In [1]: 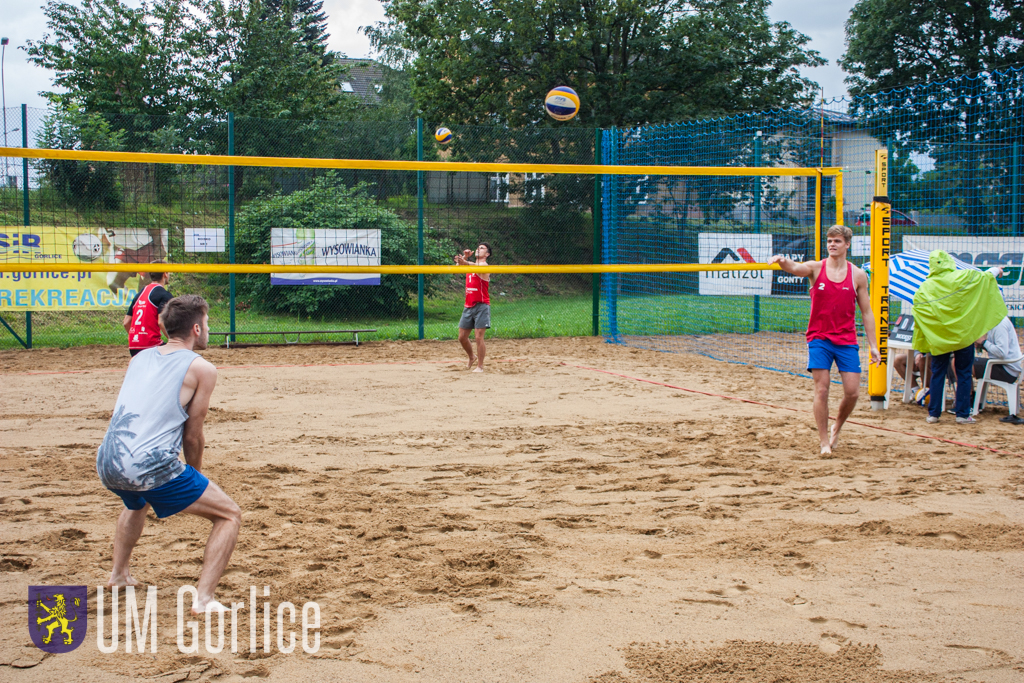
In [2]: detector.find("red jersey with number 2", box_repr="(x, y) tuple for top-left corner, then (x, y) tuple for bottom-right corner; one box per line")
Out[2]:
(465, 273), (490, 307)
(806, 260), (858, 345)
(129, 283), (165, 350)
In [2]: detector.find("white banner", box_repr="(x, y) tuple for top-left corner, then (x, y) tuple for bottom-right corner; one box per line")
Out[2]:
(270, 228), (381, 286)
(698, 233), (772, 296)
(903, 236), (1024, 315)
(184, 228), (225, 253)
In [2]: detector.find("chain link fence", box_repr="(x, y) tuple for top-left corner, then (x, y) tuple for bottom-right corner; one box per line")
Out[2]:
(602, 65), (1024, 379)
(1, 109), (599, 348)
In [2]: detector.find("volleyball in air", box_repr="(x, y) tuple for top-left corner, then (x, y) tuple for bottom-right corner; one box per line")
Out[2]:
(544, 86), (580, 121)
(72, 233), (103, 261)
(435, 127), (453, 144)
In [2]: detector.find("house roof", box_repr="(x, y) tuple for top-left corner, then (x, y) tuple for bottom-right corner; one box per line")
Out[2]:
(337, 58), (384, 105)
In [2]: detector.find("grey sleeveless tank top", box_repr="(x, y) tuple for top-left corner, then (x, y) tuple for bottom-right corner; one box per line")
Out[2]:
(96, 347), (199, 491)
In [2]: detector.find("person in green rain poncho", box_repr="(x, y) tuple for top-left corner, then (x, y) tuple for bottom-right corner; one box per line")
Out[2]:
(912, 251), (1007, 424)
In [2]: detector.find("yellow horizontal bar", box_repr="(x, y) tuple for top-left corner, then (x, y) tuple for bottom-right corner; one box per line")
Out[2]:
(0, 262), (781, 274)
(0, 147), (842, 178)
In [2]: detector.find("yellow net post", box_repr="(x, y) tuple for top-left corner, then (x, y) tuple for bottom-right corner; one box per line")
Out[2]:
(868, 149), (891, 410)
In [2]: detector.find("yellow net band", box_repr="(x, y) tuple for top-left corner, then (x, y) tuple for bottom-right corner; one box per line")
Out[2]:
(0, 263), (782, 275)
(0, 147), (842, 178)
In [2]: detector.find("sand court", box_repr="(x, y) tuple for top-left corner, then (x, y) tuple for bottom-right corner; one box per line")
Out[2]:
(2, 337), (1023, 681)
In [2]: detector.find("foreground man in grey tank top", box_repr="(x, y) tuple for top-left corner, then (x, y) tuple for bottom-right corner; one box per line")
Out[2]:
(97, 294), (241, 614)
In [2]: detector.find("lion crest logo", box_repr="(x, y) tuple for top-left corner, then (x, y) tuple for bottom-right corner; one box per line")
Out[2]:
(28, 586), (88, 653)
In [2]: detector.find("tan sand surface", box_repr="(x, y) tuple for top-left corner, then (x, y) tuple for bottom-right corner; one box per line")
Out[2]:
(1, 337), (1023, 682)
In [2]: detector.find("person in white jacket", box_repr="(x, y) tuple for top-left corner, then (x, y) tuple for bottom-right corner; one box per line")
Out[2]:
(974, 316), (1023, 424)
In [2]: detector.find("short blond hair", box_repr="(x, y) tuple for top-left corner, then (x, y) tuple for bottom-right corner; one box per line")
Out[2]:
(826, 225), (853, 245)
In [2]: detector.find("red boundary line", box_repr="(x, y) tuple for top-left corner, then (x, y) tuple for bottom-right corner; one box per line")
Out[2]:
(562, 362), (1022, 458)
(4, 357), (528, 377)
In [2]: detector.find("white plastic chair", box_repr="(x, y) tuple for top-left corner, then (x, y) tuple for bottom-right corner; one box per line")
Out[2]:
(972, 354), (1024, 417)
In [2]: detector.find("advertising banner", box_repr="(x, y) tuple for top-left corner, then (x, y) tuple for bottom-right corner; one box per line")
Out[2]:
(270, 229), (381, 286)
(698, 233), (772, 296)
(184, 228), (225, 253)
(903, 236), (1024, 315)
(0, 226), (167, 311)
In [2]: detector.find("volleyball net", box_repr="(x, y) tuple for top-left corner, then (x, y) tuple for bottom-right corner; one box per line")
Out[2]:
(0, 115), (839, 372)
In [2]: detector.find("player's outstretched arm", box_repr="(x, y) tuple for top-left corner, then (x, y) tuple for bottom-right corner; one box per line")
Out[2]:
(854, 267), (881, 365)
(768, 254), (815, 278)
(182, 359), (218, 473)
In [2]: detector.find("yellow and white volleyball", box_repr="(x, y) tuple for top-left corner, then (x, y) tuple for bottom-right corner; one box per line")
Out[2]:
(72, 233), (103, 261)
(435, 127), (453, 144)
(544, 86), (580, 121)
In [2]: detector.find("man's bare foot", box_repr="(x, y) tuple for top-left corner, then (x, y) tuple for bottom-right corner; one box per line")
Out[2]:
(472, 366), (484, 373)
(107, 574), (140, 588)
(468, 356), (476, 370)
(192, 599), (230, 616)
(829, 423), (841, 449)
(820, 444), (832, 455)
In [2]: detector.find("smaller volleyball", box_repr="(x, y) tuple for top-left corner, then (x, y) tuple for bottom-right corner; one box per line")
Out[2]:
(544, 86), (580, 121)
(435, 127), (453, 144)
(72, 233), (103, 261)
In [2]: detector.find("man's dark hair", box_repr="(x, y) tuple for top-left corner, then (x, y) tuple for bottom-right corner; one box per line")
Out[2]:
(160, 295), (209, 339)
(479, 242), (492, 259)
(148, 261), (168, 283)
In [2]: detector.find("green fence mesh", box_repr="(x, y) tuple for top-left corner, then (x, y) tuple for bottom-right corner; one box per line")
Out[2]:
(0, 110), (600, 348)
(3, 64), (1023, 374)
(602, 65), (1024, 382)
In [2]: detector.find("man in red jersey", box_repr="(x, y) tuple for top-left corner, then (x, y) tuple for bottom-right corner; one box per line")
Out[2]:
(769, 226), (880, 455)
(454, 243), (492, 372)
(123, 269), (173, 357)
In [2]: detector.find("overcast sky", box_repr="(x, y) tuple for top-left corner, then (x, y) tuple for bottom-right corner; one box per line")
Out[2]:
(1, 0), (858, 117)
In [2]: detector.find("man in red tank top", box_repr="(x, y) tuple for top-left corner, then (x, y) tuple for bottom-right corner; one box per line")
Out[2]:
(455, 243), (492, 372)
(123, 270), (173, 357)
(769, 226), (880, 455)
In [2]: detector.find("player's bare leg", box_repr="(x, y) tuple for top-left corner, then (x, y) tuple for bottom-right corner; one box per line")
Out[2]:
(473, 328), (486, 372)
(180, 481), (242, 615)
(458, 328), (475, 369)
(108, 505), (148, 587)
(829, 371), (860, 450)
(811, 369), (833, 454)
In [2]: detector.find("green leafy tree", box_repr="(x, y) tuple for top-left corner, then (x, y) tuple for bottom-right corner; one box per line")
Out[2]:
(235, 174), (452, 317)
(37, 102), (126, 209)
(372, 0), (823, 128)
(841, 0), (1024, 232)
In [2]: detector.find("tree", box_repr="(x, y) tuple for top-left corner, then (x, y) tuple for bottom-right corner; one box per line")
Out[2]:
(371, 0), (824, 128)
(841, 0), (1024, 232)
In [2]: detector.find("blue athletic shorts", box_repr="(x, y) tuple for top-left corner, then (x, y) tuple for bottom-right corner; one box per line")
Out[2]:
(109, 465), (210, 519)
(807, 338), (861, 374)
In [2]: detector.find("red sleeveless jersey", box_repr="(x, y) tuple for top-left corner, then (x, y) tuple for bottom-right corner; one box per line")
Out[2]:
(806, 260), (858, 345)
(129, 283), (165, 350)
(465, 272), (490, 306)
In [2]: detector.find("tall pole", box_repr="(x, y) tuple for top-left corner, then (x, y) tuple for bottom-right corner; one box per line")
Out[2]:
(228, 113), (235, 344)
(753, 131), (762, 334)
(2, 38), (8, 191)
(592, 128), (601, 337)
(416, 118), (425, 340)
(22, 103), (30, 348)
(1012, 140), (1020, 237)
(868, 149), (890, 410)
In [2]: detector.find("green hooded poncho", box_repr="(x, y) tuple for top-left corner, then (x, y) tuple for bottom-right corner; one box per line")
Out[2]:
(911, 250), (1007, 355)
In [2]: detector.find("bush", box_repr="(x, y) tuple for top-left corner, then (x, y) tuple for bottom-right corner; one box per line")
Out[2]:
(235, 174), (452, 317)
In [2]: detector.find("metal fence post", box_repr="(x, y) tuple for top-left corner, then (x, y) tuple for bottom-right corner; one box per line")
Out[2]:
(1013, 140), (1020, 237)
(417, 118), (425, 340)
(606, 127), (618, 341)
(228, 112), (236, 343)
(22, 104), (30, 348)
(592, 128), (601, 336)
(753, 131), (762, 334)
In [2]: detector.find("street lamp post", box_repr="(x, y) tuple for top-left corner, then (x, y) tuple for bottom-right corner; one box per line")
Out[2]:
(2, 37), (9, 189)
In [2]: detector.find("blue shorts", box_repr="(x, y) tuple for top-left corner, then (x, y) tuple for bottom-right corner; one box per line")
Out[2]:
(807, 338), (861, 374)
(109, 465), (210, 519)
